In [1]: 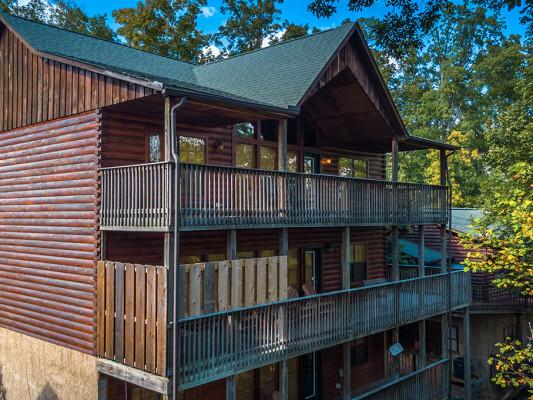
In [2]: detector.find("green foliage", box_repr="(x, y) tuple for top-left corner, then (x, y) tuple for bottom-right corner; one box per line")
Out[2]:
(215, 0), (285, 55)
(113, 0), (209, 62)
(462, 162), (533, 295)
(2, 0), (115, 41)
(279, 23), (309, 42)
(487, 324), (533, 394)
(308, 0), (531, 55)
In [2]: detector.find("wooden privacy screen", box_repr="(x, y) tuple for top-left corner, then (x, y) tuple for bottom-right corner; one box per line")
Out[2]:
(180, 256), (288, 317)
(97, 261), (167, 376)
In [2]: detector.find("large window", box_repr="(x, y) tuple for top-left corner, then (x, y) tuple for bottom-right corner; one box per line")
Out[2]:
(259, 146), (276, 170)
(339, 157), (368, 178)
(350, 243), (367, 286)
(287, 150), (299, 172)
(179, 136), (205, 164)
(236, 143), (256, 168)
(147, 134), (162, 162)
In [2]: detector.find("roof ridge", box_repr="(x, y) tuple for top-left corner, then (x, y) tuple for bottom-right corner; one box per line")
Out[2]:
(0, 10), (196, 67)
(198, 22), (355, 68)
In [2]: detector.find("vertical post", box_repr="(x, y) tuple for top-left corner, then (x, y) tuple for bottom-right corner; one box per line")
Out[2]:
(97, 374), (108, 400)
(391, 137), (400, 378)
(464, 308), (471, 400)
(278, 228), (289, 400)
(278, 119), (288, 171)
(226, 229), (237, 400)
(418, 226), (426, 368)
(342, 227), (351, 399)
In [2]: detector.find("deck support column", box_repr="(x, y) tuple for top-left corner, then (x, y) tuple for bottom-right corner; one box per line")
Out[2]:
(98, 374), (108, 400)
(464, 308), (471, 400)
(391, 136), (400, 378)
(278, 228), (289, 400)
(418, 226), (426, 368)
(342, 226), (351, 399)
(226, 229), (237, 400)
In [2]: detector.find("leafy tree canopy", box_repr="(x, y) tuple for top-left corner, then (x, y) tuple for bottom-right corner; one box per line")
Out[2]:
(1, 0), (116, 41)
(113, 0), (209, 62)
(308, 0), (532, 56)
(215, 0), (286, 55)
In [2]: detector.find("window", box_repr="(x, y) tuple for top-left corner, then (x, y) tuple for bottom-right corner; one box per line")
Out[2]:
(179, 136), (205, 164)
(147, 134), (162, 162)
(288, 248), (300, 290)
(339, 157), (369, 178)
(287, 151), (299, 172)
(236, 143), (256, 168)
(259, 146), (276, 170)
(450, 326), (459, 352)
(234, 122), (255, 138)
(350, 243), (367, 286)
(351, 338), (369, 366)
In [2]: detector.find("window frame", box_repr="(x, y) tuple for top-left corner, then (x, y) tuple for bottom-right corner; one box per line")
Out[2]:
(338, 156), (369, 179)
(350, 242), (368, 287)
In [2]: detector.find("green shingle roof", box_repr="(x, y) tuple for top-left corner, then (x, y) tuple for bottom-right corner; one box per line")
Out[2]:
(0, 11), (355, 111)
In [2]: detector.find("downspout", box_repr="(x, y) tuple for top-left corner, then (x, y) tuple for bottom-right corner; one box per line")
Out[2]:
(445, 149), (456, 397)
(170, 97), (187, 400)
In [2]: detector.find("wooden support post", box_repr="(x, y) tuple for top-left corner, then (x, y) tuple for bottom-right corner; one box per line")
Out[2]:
(98, 374), (108, 400)
(391, 137), (399, 182)
(441, 314), (448, 359)
(418, 226), (426, 368)
(391, 136), (400, 378)
(464, 308), (471, 400)
(278, 119), (288, 171)
(278, 228), (289, 400)
(226, 229), (237, 400)
(341, 227), (351, 399)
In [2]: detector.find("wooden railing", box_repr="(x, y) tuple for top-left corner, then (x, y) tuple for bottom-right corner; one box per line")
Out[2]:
(97, 261), (168, 376)
(352, 359), (449, 400)
(471, 283), (531, 310)
(177, 271), (470, 389)
(180, 163), (447, 229)
(99, 162), (447, 231)
(100, 162), (172, 231)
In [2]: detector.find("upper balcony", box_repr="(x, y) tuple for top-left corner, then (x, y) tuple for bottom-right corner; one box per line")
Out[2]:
(99, 162), (447, 232)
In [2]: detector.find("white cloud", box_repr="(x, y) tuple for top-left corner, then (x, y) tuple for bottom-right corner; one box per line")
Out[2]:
(200, 6), (216, 18)
(202, 44), (221, 58)
(261, 29), (286, 48)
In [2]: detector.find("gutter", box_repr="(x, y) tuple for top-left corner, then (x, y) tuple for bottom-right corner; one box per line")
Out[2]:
(162, 87), (299, 117)
(169, 97), (187, 400)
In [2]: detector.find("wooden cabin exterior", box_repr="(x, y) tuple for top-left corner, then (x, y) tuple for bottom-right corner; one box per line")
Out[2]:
(0, 11), (471, 400)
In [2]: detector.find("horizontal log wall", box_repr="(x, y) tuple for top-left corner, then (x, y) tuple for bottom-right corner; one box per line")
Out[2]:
(0, 112), (100, 354)
(0, 26), (155, 132)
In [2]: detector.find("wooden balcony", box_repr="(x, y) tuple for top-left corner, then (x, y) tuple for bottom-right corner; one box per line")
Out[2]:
(176, 270), (470, 389)
(100, 162), (447, 231)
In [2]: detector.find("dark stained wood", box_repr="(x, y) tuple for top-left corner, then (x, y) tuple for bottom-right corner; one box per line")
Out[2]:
(145, 266), (157, 373)
(124, 263), (136, 366)
(0, 112), (99, 354)
(0, 27), (155, 132)
(135, 265), (146, 369)
(105, 261), (115, 358)
(114, 262), (125, 362)
(97, 260), (106, 356)
(156, 266), (168, 375)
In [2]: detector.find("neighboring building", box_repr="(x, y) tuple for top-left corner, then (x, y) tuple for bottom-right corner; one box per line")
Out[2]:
(0, 12), (470, 400)
(399, 208), (532, 400)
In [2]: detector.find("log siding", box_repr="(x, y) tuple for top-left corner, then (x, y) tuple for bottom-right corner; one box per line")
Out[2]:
(0, 112), (100, 354)
(0, 27), (155, 132)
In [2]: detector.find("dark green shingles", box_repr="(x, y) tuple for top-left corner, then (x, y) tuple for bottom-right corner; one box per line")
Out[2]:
(0, 11), (354, 110)
(194, 23), (354, 109)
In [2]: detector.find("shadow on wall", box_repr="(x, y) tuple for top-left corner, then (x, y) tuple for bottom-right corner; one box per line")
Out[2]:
(0, 366), (6, 400)
(36, 383), (59, 400)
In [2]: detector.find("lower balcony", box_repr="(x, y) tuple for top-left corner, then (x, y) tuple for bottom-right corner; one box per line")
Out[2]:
(353, 358), (449, 400)
(95, 257), (470, 391)
(99, 162), (447, 231)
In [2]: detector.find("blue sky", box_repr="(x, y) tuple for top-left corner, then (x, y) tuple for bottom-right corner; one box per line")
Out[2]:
(75, 0), (526, 37)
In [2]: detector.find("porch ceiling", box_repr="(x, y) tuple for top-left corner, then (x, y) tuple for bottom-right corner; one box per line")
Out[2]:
(302, 67), (398, 153)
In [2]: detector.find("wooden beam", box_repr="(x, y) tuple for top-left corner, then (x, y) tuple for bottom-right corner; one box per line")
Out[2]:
(97, 359), (171, 395)
(342, 226), (351, 398)
(464, 308), (471, 400)
(277, 119), (288, 171)
(278, 228), (289, 400)
(418, 226), (427, 369)
(226, 229), (237, 400)
(98, 374), (108, 400)
(391, 137), (399, 182)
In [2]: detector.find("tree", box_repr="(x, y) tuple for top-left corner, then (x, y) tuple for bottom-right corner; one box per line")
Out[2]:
(215, 0), (285, 55)
(488, 325), (533, 394)
(2, 0), (116, 41)
(113, 0), (209, 62)
(279, 23), (309, 41)
(307, 0), (531, 56)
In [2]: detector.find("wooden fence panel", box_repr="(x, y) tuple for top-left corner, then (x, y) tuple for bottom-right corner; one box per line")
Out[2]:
(180, 256), (288, 317)
(96, 260), (167, 375)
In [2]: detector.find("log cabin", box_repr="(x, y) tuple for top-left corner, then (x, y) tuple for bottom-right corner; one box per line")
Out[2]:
(0, 11), (471, 400)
